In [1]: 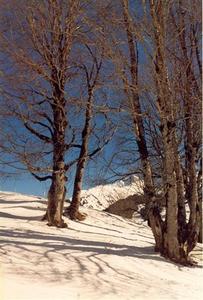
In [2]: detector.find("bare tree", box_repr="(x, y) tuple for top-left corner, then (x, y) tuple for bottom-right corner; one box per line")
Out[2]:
(101, 0), (201, 263)
(144, 0), (201, 263)
(0, 0), (115, 226)
(169, 0), (202, 243)
(0, 0), (92, 227)
(68, 46), (115, 220)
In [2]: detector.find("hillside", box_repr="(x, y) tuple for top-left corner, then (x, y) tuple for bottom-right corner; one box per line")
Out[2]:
(0, 190), (202, 300)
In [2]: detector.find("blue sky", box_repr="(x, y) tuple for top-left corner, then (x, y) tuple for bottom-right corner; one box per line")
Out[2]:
(0, 0), (147, 198)
(0, 174), (50, 197)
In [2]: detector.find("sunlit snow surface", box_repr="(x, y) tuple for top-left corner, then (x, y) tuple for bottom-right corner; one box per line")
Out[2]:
(0, 190), (202, 300)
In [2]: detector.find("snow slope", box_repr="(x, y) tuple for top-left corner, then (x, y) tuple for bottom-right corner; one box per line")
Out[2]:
(0, 191), (202, 300)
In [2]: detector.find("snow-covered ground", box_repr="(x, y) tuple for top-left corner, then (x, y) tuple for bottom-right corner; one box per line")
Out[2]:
(0, 190), (202, 300)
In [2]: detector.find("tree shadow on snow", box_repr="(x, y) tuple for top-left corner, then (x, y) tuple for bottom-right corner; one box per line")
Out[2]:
(0, 196), (47, 206)
(0, 223), (202, 297)
(0, 211), (43, 221)
(1, 226), (198, 267)
(0, 197), (202, 299)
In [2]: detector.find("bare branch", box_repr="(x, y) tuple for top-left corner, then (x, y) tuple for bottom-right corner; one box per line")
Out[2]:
(24, 122), (52, 143)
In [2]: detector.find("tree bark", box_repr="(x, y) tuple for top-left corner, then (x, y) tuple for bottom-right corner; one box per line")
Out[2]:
(149, 0), (189, 263)
(46, 57), (68, 226)
(176, 0), (201, 250)
(174, 148), (187, 245)
(47, 168), (67, 227)
(45, 0), (79, 227)
(122, 0), (163, 252)
(197, 160), (202, 243)
(47, 104), (67, 227)
(68, 89), (93, 221)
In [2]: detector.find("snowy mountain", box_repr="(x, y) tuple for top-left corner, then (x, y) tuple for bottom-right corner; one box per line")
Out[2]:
(80, 175), (144, 210)
(0, 190), (202, 300)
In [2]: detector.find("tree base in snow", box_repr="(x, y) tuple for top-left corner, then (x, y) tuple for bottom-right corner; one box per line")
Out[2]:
(47, 219), (68, 228)
(161, 253), (197, 266)
(71, 211), (87, 221)
(41, 212), (48, 221)
(41, 211), (68, 228)
(64, 206), (87, 221)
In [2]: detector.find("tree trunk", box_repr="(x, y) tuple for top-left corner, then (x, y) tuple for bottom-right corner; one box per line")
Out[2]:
(177, 0), (201, 250)
(186, 137), (200, 253)
(69, 88), (93, 221)
(47, 119), (67, 227)
(198, 198), (202, 243)
(122, 0), (154, 198)
(46, 61), (68, 227)
(68, 158), (87, 221)
(197, 161), (202, 243)
(122, 0), (163, 252)
(173, 141), (187, 245)
(47, 167), (67, 227)
(149, 0), (190, 264)
(162, 123), (182, 260)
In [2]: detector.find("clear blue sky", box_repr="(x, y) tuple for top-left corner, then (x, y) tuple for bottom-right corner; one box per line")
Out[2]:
(0, 174), (50, 197)
(0, 0), (145, 198)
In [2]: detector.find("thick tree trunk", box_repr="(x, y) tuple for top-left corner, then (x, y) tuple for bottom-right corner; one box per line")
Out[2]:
(44, 0), (80, 227)
(198, 198), (202, 243)
(149, 0), (191, 264)
(162, 124), (182, 260)
(46, 61), (68, 227)
(47, 167), (67, 227)
(181, 67), (200, 253)
(197, 162), (202, 243)
(177, 0), (201, 250)
(47, 122), (67, 227)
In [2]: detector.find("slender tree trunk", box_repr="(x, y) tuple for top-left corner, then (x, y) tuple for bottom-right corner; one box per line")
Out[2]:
(68, 157), (87, 221)
(174, 148), (187, 245)
(185, 128), (200, 252)
(69, 88), (93, 220)
(122, 0), (154, 197)
(122, 0), (164, 252)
